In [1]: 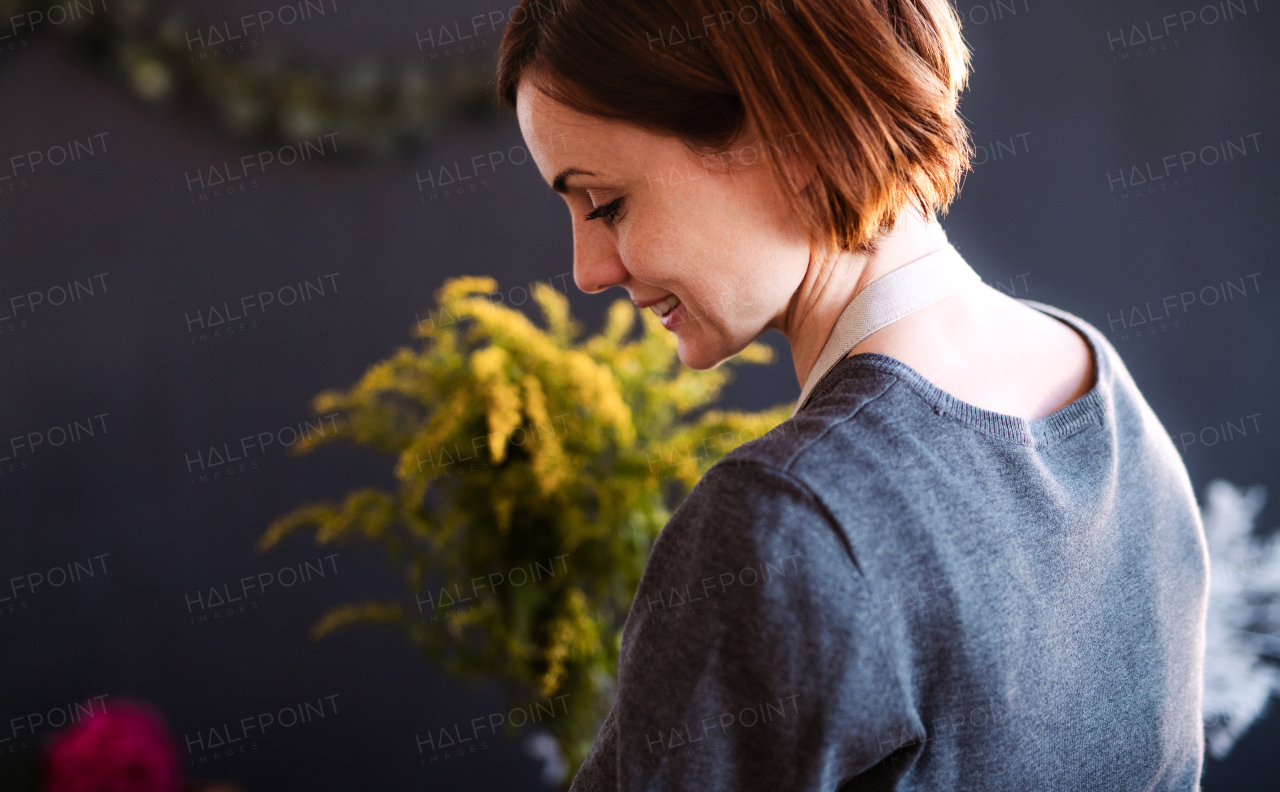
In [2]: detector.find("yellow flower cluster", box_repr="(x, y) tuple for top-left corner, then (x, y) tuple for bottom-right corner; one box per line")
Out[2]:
(260, 275), (792, 779)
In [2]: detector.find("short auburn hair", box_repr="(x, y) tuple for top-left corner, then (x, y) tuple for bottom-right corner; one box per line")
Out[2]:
(496, 0), (973, 259)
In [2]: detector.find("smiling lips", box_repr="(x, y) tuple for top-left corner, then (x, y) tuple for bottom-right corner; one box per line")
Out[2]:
(649, 295), (681, 318)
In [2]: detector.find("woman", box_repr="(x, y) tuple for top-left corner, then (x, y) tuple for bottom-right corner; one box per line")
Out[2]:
(497, 1), (1208, 789)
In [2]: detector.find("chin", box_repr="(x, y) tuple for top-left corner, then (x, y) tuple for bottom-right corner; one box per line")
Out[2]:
(674, 336), (734, 371)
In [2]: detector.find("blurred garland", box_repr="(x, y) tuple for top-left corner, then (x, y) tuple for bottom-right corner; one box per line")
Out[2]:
(0, 0), (500, 159)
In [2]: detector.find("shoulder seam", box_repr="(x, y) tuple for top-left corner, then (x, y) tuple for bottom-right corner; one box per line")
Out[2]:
(704, 460), (864, 578)
(780, 374), (899, 470)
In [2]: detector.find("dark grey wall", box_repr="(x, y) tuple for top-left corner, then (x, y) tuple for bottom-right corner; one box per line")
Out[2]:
(1, 1), (1276, 789)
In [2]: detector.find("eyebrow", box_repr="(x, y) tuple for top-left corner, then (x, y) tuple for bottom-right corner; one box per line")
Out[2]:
(552, 167), (595, 194)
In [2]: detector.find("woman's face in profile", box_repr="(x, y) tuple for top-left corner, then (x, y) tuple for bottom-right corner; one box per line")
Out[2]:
(516, 79), (813, 370)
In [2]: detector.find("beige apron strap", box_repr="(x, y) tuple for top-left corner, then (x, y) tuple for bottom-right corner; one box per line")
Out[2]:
(792, 243), (981, 417)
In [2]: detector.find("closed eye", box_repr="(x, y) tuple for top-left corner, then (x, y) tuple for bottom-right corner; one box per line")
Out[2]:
(584, 197), (624, 227)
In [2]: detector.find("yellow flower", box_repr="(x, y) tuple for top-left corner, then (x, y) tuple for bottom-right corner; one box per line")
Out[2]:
(523, 375), (570, 495)
(471, 346), (523, 463)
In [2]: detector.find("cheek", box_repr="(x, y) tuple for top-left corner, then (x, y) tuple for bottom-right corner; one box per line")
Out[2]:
(684, 251), (797, 339)
(730, 259), (804, 317)
(615, 206), (704, 288)
(621, 169), (804, 335)
(623, 184), (747, 286)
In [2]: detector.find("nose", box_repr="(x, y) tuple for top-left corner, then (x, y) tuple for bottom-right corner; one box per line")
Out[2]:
(571, 217), (629, 295)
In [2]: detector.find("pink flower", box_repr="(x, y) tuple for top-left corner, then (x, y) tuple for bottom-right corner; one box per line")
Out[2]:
(43, 699), (184, 792)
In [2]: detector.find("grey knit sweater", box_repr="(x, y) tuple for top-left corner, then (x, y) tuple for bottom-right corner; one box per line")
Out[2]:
(569, 301), (1208, 791)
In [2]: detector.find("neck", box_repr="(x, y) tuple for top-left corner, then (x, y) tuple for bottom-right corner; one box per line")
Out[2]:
(776, 210), (950, 390)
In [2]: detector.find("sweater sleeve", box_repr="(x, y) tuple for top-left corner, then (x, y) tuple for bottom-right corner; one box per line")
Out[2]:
(569, 462), (914, 792)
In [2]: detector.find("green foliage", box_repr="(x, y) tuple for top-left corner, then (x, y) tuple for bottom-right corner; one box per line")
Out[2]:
(0, 0), (493, 157)
(259, 277), (792, 781)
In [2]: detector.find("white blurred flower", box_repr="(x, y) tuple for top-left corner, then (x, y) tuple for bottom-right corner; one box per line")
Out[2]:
(523, 730), (569, 787)
(1201, 479), (1280, 759)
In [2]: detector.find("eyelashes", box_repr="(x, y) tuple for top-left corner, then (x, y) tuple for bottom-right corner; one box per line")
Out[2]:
(584, 197), (624, 227)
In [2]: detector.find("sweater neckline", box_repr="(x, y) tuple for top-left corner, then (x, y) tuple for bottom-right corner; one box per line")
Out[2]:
(805, 301), (1112, 447)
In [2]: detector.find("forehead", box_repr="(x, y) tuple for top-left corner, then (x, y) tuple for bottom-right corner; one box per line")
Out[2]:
(516, 80), (669, 171)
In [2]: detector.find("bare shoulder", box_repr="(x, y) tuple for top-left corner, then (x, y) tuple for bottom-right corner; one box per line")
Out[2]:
(850, 285), (1097, 421)
(981, 289), (1097, 419)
